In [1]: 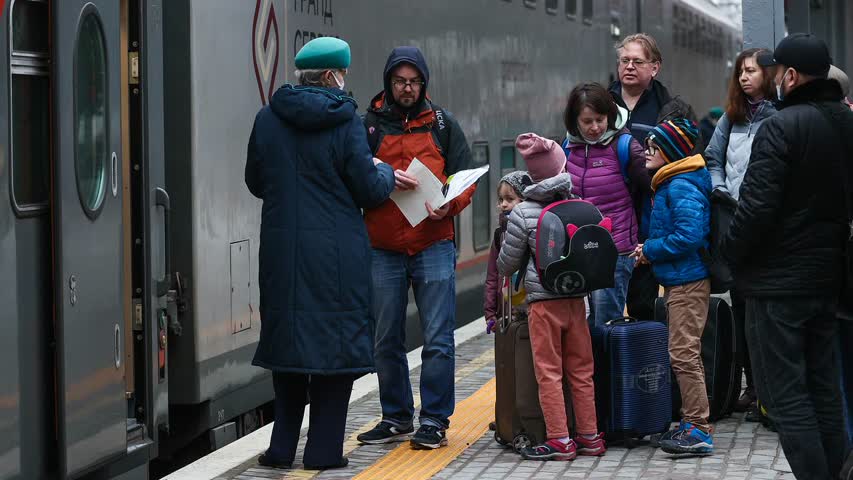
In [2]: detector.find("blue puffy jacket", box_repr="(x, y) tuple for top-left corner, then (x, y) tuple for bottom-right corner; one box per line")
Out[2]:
(246, 84), (395, 375)
(643, 155), (711, 287)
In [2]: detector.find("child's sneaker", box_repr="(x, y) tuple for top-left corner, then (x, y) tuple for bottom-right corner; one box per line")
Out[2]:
(520, 439), (577, 461)
(574, 433), (606, 456)
(659, 422), (713, 455)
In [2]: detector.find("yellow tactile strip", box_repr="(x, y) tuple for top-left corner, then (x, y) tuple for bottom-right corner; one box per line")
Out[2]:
(351, 377), (496, 480)
(260, 348), (495, 480)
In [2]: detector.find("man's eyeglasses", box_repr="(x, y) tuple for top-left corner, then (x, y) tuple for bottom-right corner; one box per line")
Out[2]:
(645, 145), (659, 156)
(391, 78), (425, 90)
(619, 58), (651, 67)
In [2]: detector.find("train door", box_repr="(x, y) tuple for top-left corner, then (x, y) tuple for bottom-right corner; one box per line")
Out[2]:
(53, 0), (127, 477)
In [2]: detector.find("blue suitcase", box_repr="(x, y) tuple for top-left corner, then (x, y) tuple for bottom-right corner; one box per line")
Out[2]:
(591, 317), (672, 442)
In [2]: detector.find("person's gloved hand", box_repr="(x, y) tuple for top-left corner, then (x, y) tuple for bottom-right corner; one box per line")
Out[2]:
(498, 210), (510, 231)
(711, 188), (738, 208)
(486, 318), (496, 334)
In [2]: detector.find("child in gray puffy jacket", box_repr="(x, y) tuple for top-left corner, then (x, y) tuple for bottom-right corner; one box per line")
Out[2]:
(497, 133), (604, 462)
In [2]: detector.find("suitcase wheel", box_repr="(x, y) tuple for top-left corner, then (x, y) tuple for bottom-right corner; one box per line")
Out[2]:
(494, 432), (509, 446)
(512, 433), (534, 453)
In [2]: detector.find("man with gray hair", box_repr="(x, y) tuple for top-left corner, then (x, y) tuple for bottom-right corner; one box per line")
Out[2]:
(609, 33), (697, 321)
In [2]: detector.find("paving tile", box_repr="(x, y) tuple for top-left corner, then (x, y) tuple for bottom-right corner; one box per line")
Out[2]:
(213, 331), (797, 480)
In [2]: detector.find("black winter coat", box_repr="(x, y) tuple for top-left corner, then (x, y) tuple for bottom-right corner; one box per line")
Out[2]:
(721, 79), (851, 297)
(246, 85), (395, 374)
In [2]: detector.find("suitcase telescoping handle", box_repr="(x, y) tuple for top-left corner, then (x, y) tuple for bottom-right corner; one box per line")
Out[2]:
(604, 316), (638, 326)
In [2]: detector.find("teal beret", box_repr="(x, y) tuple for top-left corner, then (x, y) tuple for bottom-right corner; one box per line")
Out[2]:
(709, 107), (724, 119)
(295, 37), (351, 70)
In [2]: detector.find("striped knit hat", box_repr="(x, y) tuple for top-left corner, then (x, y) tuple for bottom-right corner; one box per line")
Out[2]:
(646, 118), (699, 163)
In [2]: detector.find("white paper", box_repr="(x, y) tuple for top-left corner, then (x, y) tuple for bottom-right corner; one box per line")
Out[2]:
(439, 164), (490, 207)
(389, 158), (445, 227)
(389, 159), (490, 228)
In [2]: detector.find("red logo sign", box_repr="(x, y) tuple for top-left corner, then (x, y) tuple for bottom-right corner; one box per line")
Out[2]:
(252, 0), (279, 106)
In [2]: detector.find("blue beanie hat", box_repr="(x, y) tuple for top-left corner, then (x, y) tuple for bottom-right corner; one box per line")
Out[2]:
(295, 37), (351, 70)
(646, 118), (699, 163)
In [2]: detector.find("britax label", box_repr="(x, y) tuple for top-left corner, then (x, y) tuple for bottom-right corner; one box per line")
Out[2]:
(584, 241), (598, 250)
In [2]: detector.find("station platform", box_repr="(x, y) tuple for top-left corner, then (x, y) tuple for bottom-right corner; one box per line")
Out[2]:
(165, 320), (795, 480)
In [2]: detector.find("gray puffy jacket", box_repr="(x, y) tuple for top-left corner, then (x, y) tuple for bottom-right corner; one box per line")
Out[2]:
(497, 174), (576, 303)
(704, 101), (777, 200)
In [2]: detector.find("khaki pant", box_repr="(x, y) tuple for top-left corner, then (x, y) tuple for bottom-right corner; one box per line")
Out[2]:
(528, 299), (598, 439)
(664, 279), (711, 432)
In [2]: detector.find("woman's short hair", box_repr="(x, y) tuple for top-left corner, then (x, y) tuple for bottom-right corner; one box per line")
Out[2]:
(295, 68), (344, 87)
(725, 48), (774, 124)
(563, 82), (619, 137)
(615, 33), (662, 64)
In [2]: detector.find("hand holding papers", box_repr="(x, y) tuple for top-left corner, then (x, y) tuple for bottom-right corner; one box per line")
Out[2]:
(389, 158), (489, 227)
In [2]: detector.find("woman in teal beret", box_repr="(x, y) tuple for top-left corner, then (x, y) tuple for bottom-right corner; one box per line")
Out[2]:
(246, 36), (395, 470)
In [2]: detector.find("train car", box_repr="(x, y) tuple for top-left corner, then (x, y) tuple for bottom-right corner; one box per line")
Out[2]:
(0, 0), (739, 478)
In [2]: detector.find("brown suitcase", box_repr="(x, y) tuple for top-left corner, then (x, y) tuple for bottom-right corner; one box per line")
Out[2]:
(494, 276), (573, 452)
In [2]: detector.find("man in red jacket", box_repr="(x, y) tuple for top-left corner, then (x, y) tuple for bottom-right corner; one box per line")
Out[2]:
(356, 46), (475, 450)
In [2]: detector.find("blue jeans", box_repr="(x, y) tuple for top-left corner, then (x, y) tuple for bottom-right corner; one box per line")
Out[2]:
(371, 240), (456, 429)
(588, 254), (635, 327)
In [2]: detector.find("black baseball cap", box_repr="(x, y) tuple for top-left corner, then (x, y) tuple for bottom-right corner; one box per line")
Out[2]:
(757, 33), (832, 76)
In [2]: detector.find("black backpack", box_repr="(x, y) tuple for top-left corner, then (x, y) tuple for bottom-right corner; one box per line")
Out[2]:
(534, 199), (618, 295)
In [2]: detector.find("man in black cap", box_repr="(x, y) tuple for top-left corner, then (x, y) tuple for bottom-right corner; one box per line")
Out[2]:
(721, 33), (853, 480)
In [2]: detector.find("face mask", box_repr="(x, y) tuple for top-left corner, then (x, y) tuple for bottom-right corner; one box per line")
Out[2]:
(775, 70), (789, 102)
(332, 71), (345, 90)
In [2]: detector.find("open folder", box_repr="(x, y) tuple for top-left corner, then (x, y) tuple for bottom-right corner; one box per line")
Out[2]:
(389, 158), (489, 227)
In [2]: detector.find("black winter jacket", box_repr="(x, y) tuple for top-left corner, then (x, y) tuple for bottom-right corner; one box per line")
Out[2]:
(720, 79), (851, 297)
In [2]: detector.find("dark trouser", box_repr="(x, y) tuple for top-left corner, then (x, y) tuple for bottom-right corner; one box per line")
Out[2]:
(267, 372), (355, 466)
(745, 296), (846, 480)
(626, 263), (659, 321)
(841, 316), (853, 445)
(730, 289), (754, 396)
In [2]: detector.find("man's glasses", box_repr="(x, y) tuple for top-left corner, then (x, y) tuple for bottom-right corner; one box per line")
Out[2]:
(391, 78), (425, 90)
(645, 144), (659, 156)
(619, 58), (651, 67)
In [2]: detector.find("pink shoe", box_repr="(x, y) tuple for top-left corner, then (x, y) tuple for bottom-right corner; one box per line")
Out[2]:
(574, 432), (607, 456)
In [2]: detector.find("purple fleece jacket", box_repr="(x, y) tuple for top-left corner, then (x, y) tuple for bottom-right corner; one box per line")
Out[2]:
(564, 129), (650, 253)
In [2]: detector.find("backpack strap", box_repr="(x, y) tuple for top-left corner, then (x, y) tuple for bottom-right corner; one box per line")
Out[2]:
(561, 137), (571, 162)
(616, 133), (632, 184)
(430, 108), (452, 161)
(366, 108), (451, 163)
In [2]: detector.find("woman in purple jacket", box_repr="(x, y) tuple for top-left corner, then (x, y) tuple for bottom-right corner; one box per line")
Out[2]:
(562, 83), (651, 326)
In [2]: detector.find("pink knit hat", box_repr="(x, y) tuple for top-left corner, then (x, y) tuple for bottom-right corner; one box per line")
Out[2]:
(515, 133), (566, 183)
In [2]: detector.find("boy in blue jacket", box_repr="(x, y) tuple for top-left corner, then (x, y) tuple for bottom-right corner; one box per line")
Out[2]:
(631, 118), (713, 455)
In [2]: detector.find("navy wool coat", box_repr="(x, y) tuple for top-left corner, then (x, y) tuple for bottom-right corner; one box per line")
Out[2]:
(246, 84), (395, 375)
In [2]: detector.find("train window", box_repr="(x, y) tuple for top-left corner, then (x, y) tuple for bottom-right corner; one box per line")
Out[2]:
(566, 0), (577, 18)
(471, 143), (491, 252)
(500, 143), (516, 176)
(546, 0), (558, 15)
(582, 0), (593, 24)
(75, 12), (109, 218)
(10, 0), (51, 214)
(12, 0), (48, 54)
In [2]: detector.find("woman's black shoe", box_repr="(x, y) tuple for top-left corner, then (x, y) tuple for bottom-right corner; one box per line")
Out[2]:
(257, 453), (292, 469)
(303, 457), (349, 470)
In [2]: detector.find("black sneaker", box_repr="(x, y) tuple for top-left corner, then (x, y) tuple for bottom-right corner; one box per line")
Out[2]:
(410, 425), (448, 449)
(356, 421), (414, 445)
